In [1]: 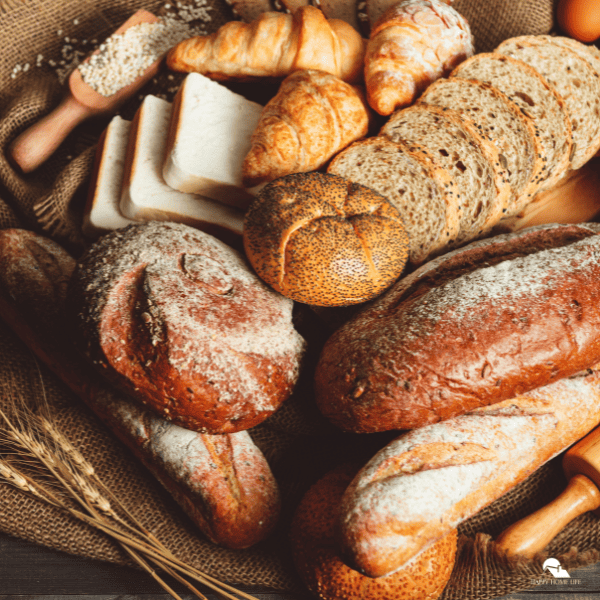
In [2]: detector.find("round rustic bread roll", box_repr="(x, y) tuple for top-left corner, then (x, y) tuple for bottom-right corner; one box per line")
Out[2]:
(290, 463), (457, 600)
(66, 221), (306, 434)
(243, 172), (410, 306)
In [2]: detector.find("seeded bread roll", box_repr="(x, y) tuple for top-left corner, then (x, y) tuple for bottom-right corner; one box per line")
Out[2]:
(380, 104), (511, 242)
(327, 136), (460, 263)
(496, 35), (600, 170)
(67, 221), (306, 434)
(315, 223), (600, 433)
(290, 463), (457, 600)
(243, 172), (410, 306)
(451, 52), (573, 192)
(419, 77), (545, 216)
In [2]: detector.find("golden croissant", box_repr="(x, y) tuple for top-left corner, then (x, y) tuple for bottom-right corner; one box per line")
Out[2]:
(166, 5), (367, 84)
(365, 0), (474, 115)
(242, 69), (371, 188)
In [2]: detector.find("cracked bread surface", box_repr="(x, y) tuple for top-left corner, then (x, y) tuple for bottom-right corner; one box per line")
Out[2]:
(327, 136), (460, 263)
(380, 104), (511, 242)
(451, 52), (572, 192)
(419, 77), (545, 217)
(496, 36), (600, 170)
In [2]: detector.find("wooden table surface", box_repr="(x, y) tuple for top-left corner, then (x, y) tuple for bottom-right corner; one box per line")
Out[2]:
(2, 530), (600, 600)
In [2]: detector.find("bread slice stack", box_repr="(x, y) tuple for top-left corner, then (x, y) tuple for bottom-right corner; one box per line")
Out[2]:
(84, 73), (262, 243)
(329, 34), (600, 263)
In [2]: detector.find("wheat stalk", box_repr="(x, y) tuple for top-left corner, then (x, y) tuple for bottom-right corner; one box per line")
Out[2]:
(0, 373), (262, 600)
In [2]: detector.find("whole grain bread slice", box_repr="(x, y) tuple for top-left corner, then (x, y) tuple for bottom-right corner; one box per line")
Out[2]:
(419, 77), (545, 217)
(327, 136), (460, 263)
(496, 36), (600, 170)
(380, 104), (511, 242)
(451, 52), (573, 192)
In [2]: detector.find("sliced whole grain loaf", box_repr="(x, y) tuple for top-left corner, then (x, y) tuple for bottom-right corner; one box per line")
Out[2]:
(451, 52), (572, 191)
(539, 35), (600, 78)
(419, 77), (545, 216)
(380, 104), (511, 242)
(328, 136), (460, 263)
(314, 0), (361, 31)
(496, 36), (600, 170)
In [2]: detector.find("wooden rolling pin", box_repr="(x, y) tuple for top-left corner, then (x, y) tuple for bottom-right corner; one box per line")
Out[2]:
(495, 425), (600, 559)
(9, 9), (161, 173)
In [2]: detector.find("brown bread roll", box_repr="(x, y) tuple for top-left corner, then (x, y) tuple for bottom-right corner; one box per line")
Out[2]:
(315, 222), (600, 432)
(290, 463), (457, 600)
(67, 221), (306, 434)
(243, 172), (410, 306)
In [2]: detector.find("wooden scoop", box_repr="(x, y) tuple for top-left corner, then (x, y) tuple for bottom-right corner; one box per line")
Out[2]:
(495, 425), (600, 559)
(9, 9), (161, 173)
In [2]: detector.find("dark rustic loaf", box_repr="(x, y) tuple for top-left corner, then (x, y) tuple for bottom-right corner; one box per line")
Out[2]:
(67, 221), (306, 434)
(315, 223), (600, 433)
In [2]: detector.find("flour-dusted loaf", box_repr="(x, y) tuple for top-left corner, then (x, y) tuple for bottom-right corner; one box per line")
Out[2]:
(327, 136), (460, 263)
(120, 94), (244, 247)
(163, 73), (263, 209)
(380, 104), (511, 242)
(67, 221), (306, 434)
(418, 77), (545, 216)
(338, 366), (600, 577)
(83, 116), (135, 238)
(496, 35), (600, 170)
(315, 223), (600, 433)
(451, 52), (573, 192)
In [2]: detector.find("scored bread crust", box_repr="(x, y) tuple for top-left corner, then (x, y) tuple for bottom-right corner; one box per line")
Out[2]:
(496, 35), (600, 170)
(327, 136), (461, 263)
(67, 221), (306, 434)
(450, 52), (573, 193)
(290, 463), (457, 600)
(314, 222), (600, 433)
(338, 365), (600, 577)
(418, 77), (546, 217)
(380, 104), (511, 241)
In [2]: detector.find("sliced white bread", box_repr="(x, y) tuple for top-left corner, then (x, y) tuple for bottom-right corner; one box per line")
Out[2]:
(121, 95), (244, 245)
(380, 104), (511, 242)
(419, 77), (545, 216)
(451, 52), (573, 192)
(83, 116), (135, 238)
(314, 0), (361, 32)
(163, 73), (263, 210)
(328, 136), (460, 263)
(496, 36), (600, 170)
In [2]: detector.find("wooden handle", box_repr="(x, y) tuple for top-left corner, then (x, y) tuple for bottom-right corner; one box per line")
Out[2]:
(8, 94), (92, 173)
(495, 473), (600, 559)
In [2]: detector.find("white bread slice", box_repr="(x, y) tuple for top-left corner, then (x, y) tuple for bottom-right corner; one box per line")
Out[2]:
(121, 95), (244, 245)
(163, 73), (263, 210)
(83, 116), (135, 238)
(496, 36), (600, 170)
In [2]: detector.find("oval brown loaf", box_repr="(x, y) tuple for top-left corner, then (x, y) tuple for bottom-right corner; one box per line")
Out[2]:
(67, 221), (306, 434)
(243, 172), (410, 306)
(315, 222), (600, 433)
(290, 463), (457, 600)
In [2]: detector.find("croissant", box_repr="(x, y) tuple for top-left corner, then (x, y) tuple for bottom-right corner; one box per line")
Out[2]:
(365, 0), (474, 115)
(166, 6), (367, 84)
(242, 69), (371, 187)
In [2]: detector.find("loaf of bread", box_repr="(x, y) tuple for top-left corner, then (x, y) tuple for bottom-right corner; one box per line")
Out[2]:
(243, 172), (410, 306)
(67, 221), (306, 434)
(290, 463), (457, 600)
(241, 69), (371, 188)
(364, 0), (473, 115)
(315, 223), (600, 433)
(166, 6), (367, 84)
(337, 366), (600, 577)
(163, 73), (263, 209)
(0, 228), (281, 549)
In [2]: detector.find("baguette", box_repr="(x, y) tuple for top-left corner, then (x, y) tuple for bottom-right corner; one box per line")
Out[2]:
(0, 228), (281, 549)
(315, 223), (600, 433)
(338, 367), (600, 577)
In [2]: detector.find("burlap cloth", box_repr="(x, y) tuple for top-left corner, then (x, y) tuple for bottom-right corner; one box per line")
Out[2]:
(1, 0), (599, 598)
